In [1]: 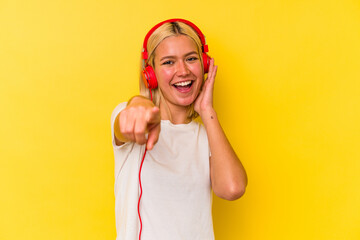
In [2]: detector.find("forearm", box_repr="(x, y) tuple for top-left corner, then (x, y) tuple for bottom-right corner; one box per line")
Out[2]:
(202, 109), (248, 200)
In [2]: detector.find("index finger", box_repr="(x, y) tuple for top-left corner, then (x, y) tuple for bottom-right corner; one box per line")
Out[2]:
(207, 58), (216, 79)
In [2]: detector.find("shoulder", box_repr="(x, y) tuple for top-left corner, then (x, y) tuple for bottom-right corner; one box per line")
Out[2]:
(110, 102), (128, 148)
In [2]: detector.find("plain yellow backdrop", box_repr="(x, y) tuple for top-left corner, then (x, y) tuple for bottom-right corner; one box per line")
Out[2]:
(1, 0), (359, 239)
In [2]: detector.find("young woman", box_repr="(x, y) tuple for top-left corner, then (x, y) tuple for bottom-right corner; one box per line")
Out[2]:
(111, 19), (247, 240)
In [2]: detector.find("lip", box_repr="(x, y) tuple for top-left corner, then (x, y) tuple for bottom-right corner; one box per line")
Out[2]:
(171, 79), (194, 85)
(172, 80), (194, 93)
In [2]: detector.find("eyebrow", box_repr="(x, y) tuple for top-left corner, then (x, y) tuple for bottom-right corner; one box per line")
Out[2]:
(159, 51), (198, 62)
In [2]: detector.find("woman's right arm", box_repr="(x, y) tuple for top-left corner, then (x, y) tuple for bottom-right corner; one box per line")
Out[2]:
(113, 95), (161, 150)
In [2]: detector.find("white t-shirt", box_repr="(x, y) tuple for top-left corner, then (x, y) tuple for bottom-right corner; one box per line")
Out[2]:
(111, 102), (215, 240)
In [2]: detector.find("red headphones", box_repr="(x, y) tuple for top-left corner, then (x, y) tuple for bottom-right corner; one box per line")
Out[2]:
(141, 18), (211, 89)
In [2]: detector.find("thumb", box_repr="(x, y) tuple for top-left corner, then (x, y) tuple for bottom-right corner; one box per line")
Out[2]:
(146, 106), (160, 124)
(146, 123), (160, 150)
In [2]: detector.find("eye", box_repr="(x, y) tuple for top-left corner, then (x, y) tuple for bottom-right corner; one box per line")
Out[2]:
(161, 60), (174, 65)
(187, 56), (198, 62)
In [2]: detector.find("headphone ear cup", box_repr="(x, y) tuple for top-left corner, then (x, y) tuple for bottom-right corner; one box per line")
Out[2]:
(202, 53), (211, 73)
(142, 65), (158, 89)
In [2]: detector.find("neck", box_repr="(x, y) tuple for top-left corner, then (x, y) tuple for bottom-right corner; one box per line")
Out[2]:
(159, 99), (191, 124)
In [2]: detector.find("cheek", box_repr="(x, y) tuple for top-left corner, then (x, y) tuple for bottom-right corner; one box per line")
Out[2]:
(156, 68), (173, 84)
(190, 62), (203, 77)
(191, 66), (204, 84)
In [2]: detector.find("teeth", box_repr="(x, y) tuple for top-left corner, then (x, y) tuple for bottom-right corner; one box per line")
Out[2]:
(174, 81), (191, 86)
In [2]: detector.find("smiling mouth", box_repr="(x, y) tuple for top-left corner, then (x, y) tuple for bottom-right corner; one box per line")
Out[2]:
(172, 80), (194, 90)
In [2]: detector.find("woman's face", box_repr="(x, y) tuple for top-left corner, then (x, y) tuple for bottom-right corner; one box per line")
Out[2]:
(153, 34), (203, 109)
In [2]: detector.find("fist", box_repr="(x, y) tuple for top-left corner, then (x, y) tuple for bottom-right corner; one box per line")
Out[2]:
(119, 97), (161, 150)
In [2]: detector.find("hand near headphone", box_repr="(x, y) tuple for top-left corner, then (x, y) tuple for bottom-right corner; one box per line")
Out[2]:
(119, 96), (161, 150)
(194, 58), (218, 117)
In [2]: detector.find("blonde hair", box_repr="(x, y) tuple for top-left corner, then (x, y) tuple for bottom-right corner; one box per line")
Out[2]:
(139, 21), (205, 120)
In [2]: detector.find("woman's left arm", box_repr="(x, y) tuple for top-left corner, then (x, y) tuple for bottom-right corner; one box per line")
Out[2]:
(195, 59), (248, 201)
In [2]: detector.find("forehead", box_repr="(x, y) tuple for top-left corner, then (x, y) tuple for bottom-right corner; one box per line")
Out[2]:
(154, 35), (198, 58)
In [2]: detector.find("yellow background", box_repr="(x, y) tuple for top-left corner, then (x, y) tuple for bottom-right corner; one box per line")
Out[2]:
(1, 0), (359, 239)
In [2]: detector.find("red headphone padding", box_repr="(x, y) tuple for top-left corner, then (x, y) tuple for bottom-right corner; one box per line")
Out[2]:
(141, 65), (158, 89)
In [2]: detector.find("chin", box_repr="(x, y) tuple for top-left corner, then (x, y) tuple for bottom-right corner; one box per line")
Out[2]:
(176, 95), (197, 107)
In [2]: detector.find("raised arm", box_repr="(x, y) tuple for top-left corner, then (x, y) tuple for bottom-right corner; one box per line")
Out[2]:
(195, 59), (248, 201)
(114, 95), (161, 150)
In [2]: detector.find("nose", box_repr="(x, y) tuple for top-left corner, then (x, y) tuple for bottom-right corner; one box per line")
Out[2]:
(176, 60), (190, 77)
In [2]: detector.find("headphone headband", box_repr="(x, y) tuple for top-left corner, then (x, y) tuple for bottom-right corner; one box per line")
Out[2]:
(142, 18), (208, 60)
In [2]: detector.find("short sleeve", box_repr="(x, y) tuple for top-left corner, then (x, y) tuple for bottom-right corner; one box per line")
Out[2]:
(110, 102), (127, 149)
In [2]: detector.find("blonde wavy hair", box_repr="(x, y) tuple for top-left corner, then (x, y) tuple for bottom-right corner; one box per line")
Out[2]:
(139, 21), (205, 120)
